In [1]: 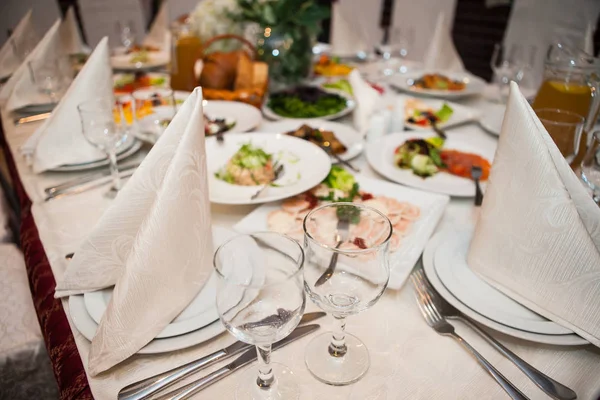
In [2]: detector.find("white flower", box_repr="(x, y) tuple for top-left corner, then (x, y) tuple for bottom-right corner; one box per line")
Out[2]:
(189, 0), (245, 51)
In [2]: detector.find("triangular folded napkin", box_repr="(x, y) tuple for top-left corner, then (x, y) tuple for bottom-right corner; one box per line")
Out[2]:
(143, 0), (171, 52)
(0, 10), (38, 80)
(423, 13), (465, 72)
(348, 69), (381, 133)
(55, 88), (214, 375)
(60, 7), (88, 55)
(468, 82), (600, 347)
(22, 37), (113, 172)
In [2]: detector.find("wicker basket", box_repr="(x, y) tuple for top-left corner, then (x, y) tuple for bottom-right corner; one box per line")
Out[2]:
(199, 34), (268, 109)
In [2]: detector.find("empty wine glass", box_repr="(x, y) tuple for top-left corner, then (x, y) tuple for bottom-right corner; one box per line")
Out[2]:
(581, 130), (600, 204)
(77, 98), (129, 198)
(214, 232), (306, 400)
(32, 58), (73, 103)
(491, 43), (525, 103)
(116, 21), (135, 51)
(303, 203), (392, 385)
(132, 87), (177, 141)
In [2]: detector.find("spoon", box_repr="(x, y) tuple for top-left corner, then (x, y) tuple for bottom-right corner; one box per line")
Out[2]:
(250, 163), (285, 200)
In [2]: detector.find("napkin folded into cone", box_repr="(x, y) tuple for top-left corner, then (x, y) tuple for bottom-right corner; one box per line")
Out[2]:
(348, 69), (381, 133)
(55, 88), (214, 375)
(61, 7), (88, 55)
(21, 37), (113, 173)
(330, 0), (383, 56)
(0, 10), (38, 80)
(467, 82), (600, 347)
(143, 0), (171, 52)
(423, 13), (464, 72)
(1, 19), (64, 112)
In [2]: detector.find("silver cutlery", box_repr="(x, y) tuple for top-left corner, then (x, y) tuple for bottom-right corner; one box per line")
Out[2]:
(412, 269), (577, 400)
(156, 324), (320, 400)
(14, 112), (52, 125)
(250, 162), (285, 200)
(410, 269), (529, 400)
(118, 313), (325, 400)
(314, 216), (350, 287)
(44, 163), (140, 196)
(45, 168), (137, 201)
(320, 141), (360, 172)
(471, 166), (484, 206)
(425, 115), (448, 140)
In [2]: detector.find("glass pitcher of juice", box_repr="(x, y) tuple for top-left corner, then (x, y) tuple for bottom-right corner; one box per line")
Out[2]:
(169, 20), (202, 92)
(532, 44), (600, 148)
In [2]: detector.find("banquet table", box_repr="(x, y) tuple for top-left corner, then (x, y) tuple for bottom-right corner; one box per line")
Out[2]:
(2, 83), (600, 400)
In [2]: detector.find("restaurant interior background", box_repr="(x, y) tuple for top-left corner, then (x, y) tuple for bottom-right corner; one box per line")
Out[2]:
(0, 0), (599, 399)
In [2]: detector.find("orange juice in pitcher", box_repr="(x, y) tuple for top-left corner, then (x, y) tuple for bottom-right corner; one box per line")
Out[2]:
(532, 80), (591, 119)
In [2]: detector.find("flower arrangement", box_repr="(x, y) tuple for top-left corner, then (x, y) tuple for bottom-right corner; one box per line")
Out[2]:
(188, 0), (245, 52)
(228, 0), (330, 86)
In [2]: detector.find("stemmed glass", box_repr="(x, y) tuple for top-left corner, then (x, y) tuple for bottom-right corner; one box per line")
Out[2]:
(376, 27), (414, 77)
(302, 203), (392, 385)
(490, 43), (524, 103)
(77, 98), (129, 198)
(116, 21), (136, 51)
(132, 87), (177, 141)
(32, 58), (73, 104)
(581, 130), (600, 204)
(214, 232), (306, 400)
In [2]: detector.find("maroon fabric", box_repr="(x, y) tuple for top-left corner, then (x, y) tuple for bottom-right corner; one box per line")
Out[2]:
(0, 119), (93, 399)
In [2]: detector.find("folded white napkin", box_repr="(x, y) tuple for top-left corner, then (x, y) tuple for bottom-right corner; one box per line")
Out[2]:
(423, 13), (464, 72)
(467, 82), (600, 347)
(143, 0), (171, 52)
(55, 88), (213, 375)
(330, 0), (383, 56)
(22, 37), (113, 173)
(60, 7), (87, 55)
(2, 19), (65, 112)
(349, 69), (381, 133)
(584, 21), (595, 55)
(0, 10), (38, 80)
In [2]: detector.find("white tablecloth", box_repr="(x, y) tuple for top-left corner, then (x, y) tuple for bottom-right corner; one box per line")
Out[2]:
(2, 84), (600, 399)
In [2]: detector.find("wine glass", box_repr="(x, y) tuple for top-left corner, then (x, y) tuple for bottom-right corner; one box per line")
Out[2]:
(77, 98), (129, 198)
(302, 203), (392, 385)
(490, 43), (524, 103)
(132, 87), (177, 141)
(214, 232), (306, 400)
(116, 21), (135, 52)
(376, 27), (414, 77)
(33, 58), (73, 104)
(581, 130), (600, 204)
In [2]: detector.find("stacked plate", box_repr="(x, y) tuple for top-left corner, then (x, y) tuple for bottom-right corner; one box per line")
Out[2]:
(422, 230), (587, 346)
(67, 227), (237, 354)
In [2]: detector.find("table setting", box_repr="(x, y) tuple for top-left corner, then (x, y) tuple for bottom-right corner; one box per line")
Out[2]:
(1, 2), (600, 400)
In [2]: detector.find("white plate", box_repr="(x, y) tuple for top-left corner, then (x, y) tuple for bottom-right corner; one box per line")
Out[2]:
(82, 226), (239, 339)
(84, 272), (219, 339)
(207, 133), (331, 205)
(205, 100), (263, 133)
(234, 175), (449, 289)
(366, 132), (495, 197)
(111, 51), (169, 71)
(259, 119), (364, 162)
(48, 138), (142, 172)
(262, 89), (355, 121)
(404, 99), (481, 131)
(389, 71), (486, 99)
(479, 102), (506, 136)
(422, 232), (587, 346)
(69, 295), (226, 354)
(434, 230), (572, 335)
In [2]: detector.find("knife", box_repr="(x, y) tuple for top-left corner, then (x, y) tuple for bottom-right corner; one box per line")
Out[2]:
(14, 112), (51, 125)
(118, 313), (324, 400)
(45, 163), (140, 195)
(45, 169), (137, 201)
(157, 324), (320, 400)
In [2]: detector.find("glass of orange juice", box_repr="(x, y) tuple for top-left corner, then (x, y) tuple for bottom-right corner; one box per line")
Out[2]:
(535, 108), (585, 165)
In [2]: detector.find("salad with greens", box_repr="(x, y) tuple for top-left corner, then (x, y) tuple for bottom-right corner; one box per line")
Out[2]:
(405, 98), (454, 127)
(214, 143), (276, 186)
(268, 86), (348, 118)
(394, 137), (446, 178)
(314, 166), (360, 202)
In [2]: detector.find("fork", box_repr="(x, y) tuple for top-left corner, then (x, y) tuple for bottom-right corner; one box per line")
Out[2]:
(413, 269), (577, 400)
(471, 166), (484, 206)
(250, 163), (284, 200)
(314, 217), (350, 287)
(410, 269), (529, 400)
